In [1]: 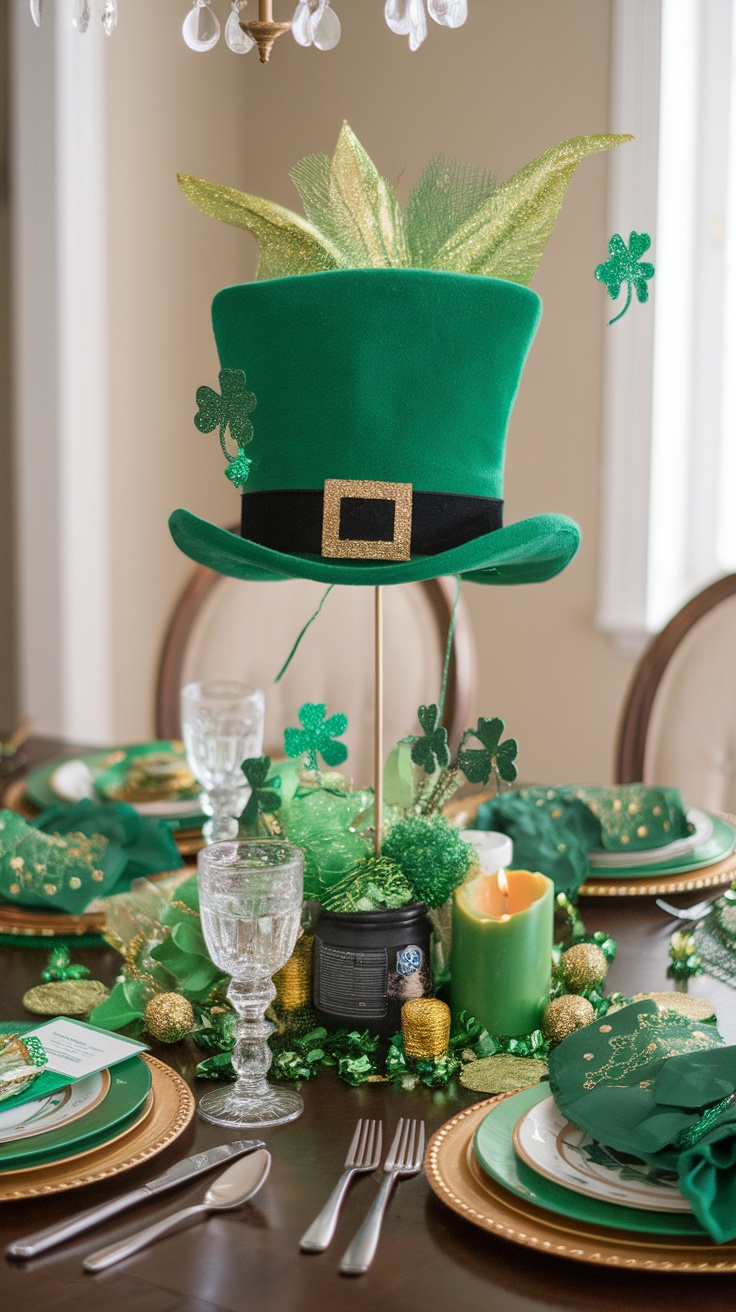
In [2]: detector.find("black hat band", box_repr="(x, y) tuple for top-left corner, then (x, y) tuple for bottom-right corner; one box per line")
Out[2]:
(240, 487), (504, 560)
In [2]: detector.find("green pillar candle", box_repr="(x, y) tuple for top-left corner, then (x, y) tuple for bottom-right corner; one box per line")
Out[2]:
(451, 869), (554, 1036)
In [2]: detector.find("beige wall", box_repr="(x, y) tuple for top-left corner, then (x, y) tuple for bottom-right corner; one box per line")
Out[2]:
(0, 3), (17, 727)
(105, 0), (635, 782)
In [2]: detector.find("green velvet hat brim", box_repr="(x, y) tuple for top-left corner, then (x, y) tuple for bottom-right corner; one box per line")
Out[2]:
(168, 508), (580, 586)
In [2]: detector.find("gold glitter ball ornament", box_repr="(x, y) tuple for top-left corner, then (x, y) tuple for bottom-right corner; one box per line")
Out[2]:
(560, 943), (609, 993)
(143, 993), (195, 1044)
(401, 998), (451, 1060)
(632, 991), (716, 1023)
(459, 1054), (549, 1095)
(22, 980), (109, 1017)
(543, 995), (595, 1045)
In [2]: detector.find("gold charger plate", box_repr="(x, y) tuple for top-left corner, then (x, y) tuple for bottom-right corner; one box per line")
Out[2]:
(0, 1092), (154, 1176)
(0, 1056), (194, 1200)
(425, 1096), (736, 1271)
(444, 793), (736, 899)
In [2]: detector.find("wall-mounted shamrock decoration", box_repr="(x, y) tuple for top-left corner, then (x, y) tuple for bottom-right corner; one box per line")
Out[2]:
(241, 756), (282, 832)
(284, 703), (348, 771)
(194, 367), (257, 489)
(595, 231), (655, 325)
(458, 716), (518, 787)
(410, 704), (451, 774)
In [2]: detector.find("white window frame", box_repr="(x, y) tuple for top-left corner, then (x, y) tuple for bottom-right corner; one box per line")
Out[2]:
(11, 0), (113, 740)
(598, 0), (734, 655)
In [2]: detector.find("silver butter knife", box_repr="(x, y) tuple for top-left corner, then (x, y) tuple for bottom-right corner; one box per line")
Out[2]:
(7, 1139), (265, 1259)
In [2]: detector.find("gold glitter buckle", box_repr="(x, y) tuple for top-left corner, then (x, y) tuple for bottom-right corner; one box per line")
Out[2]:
(321, 479), (412, 561)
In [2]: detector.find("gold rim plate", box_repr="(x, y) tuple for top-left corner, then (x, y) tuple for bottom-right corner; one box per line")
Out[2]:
(0, 1056), (194, 1200)
(0, 1090), (154, 1176)
(425, 1096), (736, 1271)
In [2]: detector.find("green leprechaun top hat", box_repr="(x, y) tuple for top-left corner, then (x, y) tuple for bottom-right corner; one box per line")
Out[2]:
(170, 126), (630, 587)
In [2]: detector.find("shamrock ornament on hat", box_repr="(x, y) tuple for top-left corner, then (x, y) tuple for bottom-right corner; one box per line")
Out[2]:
(194, 367), (256, 489)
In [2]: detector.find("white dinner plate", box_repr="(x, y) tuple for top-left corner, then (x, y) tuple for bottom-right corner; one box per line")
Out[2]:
(50, 760), (201, 819)
(587, 808), (713, 869)
(0, 1070), (109, 1144)
(513, 1093), (691, 1213)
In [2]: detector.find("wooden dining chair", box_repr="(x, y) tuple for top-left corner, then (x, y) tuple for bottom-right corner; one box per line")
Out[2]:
(156, 542), (477, 787)
(615, 574), (736, 810)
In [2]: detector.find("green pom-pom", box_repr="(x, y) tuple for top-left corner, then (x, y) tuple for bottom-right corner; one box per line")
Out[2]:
(383, 815), (472, 908)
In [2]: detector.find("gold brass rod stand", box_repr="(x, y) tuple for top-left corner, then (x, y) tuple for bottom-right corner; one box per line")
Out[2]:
(374, 585), (383, 854)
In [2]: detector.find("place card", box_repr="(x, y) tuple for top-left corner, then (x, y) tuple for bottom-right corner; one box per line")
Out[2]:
(4, 1019), (148, 1111)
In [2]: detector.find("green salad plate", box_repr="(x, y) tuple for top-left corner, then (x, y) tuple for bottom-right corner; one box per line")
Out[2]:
(0, 1056), (152, 1172)
(473, 1083), (707, 1237)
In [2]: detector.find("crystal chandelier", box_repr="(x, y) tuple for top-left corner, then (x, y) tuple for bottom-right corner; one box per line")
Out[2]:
(29, 0), (468, 61)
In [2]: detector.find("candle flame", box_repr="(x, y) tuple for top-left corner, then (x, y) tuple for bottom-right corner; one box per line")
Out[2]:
(497, 867), (509, 897)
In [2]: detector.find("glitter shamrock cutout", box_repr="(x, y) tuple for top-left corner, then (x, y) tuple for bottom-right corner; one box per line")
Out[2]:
(595, 231), (655, 325)
(458, 716), (519, 786)
(410, 704), (451, 774)
(284, 703), (348, 771)
(194, 367), (257, 489)
(241, 756), (282, 831)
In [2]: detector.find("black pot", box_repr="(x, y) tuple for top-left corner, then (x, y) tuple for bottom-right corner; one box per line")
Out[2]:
(312, 903), (432, 1036)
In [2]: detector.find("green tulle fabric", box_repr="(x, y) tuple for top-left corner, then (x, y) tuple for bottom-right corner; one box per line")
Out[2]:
(179, 124), (630, 286)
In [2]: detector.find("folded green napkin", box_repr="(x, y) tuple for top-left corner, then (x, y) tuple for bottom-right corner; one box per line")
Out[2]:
(476, 785), (692, 896)
(548, 999), (736, 1243)
(0, 801), (184, 916)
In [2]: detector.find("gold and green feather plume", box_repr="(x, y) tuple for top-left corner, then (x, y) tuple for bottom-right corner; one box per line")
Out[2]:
(178, 123), (631, 285)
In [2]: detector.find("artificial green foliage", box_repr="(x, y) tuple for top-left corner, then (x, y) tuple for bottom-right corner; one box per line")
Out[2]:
(382, 815), (472, 908)
(410, 704), (451, 773)
(595, 231), (655, 325)
(240, 756), (281, 833)
(194, 367), (257, 489)
(457, 716), (519, 786)
(179, 124), (630, 286)
(318, 855), (413, 913)
(283, 702), (348, 771)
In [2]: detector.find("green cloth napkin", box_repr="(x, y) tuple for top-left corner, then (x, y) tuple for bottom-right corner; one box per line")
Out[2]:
(0, 801), (184, 916)
(476, 785), (692, 897)
(548, 1000), (736, 1243)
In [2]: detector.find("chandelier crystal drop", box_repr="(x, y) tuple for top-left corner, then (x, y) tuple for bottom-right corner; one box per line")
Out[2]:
(29, 0), (468, 58)
(225, 1), (256, 52)
(182, 0), (221, 52)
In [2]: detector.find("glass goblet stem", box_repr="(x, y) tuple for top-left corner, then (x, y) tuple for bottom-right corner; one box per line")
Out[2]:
(228, 976), (277, 1100)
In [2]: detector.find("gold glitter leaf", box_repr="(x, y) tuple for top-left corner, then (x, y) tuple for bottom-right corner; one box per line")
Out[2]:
(431, 133), (633, 284)
(177, 173), (345, 280)
(327, 122), (408, 268)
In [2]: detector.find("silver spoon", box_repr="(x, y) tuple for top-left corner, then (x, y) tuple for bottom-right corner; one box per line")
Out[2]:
(83, 1147), (271, 1273)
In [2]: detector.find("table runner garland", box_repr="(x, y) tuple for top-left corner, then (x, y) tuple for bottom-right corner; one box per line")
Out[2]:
(77, 699), (636, 1092)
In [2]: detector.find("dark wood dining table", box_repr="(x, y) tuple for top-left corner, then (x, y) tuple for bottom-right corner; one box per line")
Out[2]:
(1, 739), (735, 1311)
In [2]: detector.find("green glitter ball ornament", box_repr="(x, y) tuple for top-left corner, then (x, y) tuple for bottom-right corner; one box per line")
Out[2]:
(560, 943), (609, 993)
(543, 994), (595, 1045)
(382, 815), (472, 908)
(143, 992), (195, 1044)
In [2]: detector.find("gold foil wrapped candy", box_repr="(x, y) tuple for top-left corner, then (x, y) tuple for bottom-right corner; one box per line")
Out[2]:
(401, 998), (451, 1060)
(0, 1033), (47, 1102)
(22, 979), (109, 1017)
(273, 932), (314, 1013)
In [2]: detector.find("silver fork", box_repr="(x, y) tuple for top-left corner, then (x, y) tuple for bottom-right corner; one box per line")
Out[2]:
(656, 897), (714, 921)
(339, 1118), (425, 1276)
(300, 1119), (382, 1253)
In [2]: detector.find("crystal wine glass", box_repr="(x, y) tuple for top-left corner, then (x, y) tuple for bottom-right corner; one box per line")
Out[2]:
(197, 840), (305, 1128)
(181, 681), (265, 845)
